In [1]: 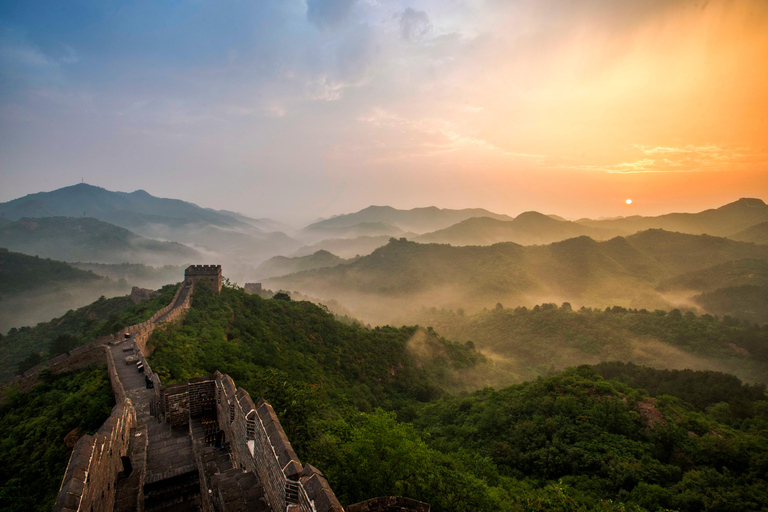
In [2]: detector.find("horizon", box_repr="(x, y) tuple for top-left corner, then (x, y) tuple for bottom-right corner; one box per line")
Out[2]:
(2, 181), (766, 227)
(1, 0), (767, 225)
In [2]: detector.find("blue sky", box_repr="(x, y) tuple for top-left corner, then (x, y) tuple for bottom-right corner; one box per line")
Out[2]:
(1, 0), (766, 225)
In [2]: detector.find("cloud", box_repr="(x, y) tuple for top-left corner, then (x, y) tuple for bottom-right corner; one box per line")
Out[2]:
(398, 8), (432, 42)
(306, 0), (357, 29)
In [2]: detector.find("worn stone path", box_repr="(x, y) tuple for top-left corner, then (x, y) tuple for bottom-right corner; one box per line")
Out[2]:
(111, 340), (200, 511)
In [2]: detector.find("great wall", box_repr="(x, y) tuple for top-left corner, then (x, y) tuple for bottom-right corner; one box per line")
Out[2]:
(1, 265), (430, 512)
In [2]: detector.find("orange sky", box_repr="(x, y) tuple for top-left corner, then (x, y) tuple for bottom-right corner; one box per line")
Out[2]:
(1, 0), (766, 222)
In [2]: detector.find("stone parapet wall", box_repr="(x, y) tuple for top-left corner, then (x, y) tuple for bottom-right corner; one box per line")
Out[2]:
(1, 343), (110, 399)
(128, 282), (192, 354)
(214, 372), (344, 512)
(49, 280), (195, 511)
(53, 346), (137, 512)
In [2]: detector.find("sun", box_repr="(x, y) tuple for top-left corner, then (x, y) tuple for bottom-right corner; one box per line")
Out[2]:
(625, 199), (632, 205)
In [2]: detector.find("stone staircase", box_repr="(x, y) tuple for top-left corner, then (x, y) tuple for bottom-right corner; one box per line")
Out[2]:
(191, 419), (270, 512)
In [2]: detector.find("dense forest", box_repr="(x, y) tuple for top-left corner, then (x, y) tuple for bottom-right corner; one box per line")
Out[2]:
(0, 365), (115, 511)
(147, 284), (768, 511)
(411, 303), (768, 386)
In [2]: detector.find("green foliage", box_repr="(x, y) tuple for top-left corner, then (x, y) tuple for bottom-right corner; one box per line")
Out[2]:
(414, 303), (768, 384)
(0, 247), (103, 294)
(148, 284), (482, 457)
(144, 284), (768, 511)
(0, 284), (179, 381)
(0, 365), (115, 511)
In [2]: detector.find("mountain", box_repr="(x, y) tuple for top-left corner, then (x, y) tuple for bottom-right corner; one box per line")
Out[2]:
(253, 250), (350, 280)
(0, 217), (200, 265)
(729, 221), (768, 245)
(576, 197), (768, 237)
(290, 235), (394, 259)
(266, 231), (768, 324)
(0, 184), (303, 260)
(657, 259), (768, 293)
(693, 285), (768, 325)
(299, 221), (414, 244)
(301, 205), (513, 238)
(415, 211), (616, 246)
(70, 262), (185, 290)
(0, 248), (128, 332)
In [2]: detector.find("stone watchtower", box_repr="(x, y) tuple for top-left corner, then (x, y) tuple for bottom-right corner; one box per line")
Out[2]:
(184, 265), (223, 293)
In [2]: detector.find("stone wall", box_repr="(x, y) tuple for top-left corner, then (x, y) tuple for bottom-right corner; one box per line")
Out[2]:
(127, 282), (193, 354)
(214, 372), (344, 512)
(53, 347), (137, 512)
(48, 280), (194, 511)
(184, 264), (222, 293)
(1, 340), (113, 400)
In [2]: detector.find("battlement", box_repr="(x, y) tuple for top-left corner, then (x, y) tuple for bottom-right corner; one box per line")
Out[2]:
(184, 264), (222, 293)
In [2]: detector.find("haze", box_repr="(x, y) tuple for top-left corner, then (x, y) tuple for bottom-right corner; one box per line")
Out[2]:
(1, 0), (767, 225)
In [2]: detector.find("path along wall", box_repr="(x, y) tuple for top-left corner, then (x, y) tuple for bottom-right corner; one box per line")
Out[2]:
(49, 283), (193, 512)
(53, 346), (136, 512)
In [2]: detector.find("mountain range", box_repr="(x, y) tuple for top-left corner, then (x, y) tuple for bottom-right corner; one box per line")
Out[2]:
(266, 230), (768, 324)
(0, 184), (303, 264)
(0, 216), (200, 265)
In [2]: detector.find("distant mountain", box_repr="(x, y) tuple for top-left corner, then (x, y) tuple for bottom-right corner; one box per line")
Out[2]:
(577, 198), (768, 237)
(301, 205), (513, 238)
(729, 221), (768, 245)
(253, 250), (351, 280)
(290, 235), (394, 259)
(0, 217), (200, 265)
(71, 262), (185, 290)
(266, 230), (768, 323)
(0, 184), (303, 260)
(416, 211), (617, 246)
(0, 248), (128, 332)
(299, 221), (413, 244)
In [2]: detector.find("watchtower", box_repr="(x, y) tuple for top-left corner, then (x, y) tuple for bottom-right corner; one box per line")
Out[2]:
(185, 265), (222, 293)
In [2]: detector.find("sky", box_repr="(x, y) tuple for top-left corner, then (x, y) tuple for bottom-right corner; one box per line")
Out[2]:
(1, 0), (767, 225)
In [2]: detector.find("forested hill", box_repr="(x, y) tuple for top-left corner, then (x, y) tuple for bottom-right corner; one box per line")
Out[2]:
(144, 284), (768, 511)
(0, 248), (130, 334)
(266, 231), (768, 323)
(0, 216), (200, 265)
(412, 302), (768, 385)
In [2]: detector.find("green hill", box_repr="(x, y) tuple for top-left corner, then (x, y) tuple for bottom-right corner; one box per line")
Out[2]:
(729, 221), (768, 244)
(267, 231), (768, 323)
(0, 216), (200, 265)
(253, 250), (351, 279)
(145, 285), (768, 511)
(0, 366), (115, 511)
(0, 248), (132, 334)
(290, 235), (393, 258)
(657, 259), (768, 293)
(411, 302), (768, 385)
(0, 284), (179, 382)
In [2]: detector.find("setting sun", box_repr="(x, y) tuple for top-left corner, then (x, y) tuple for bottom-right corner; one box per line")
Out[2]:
(626, 199), (633, 205)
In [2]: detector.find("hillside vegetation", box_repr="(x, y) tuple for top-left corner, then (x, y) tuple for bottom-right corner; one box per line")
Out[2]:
(0, 284), (179, 382)
(145, 285), (768, 511)
(0, 248), (130, 333)
(412, 303), (768, 385)
(0, 365), (114, 512)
